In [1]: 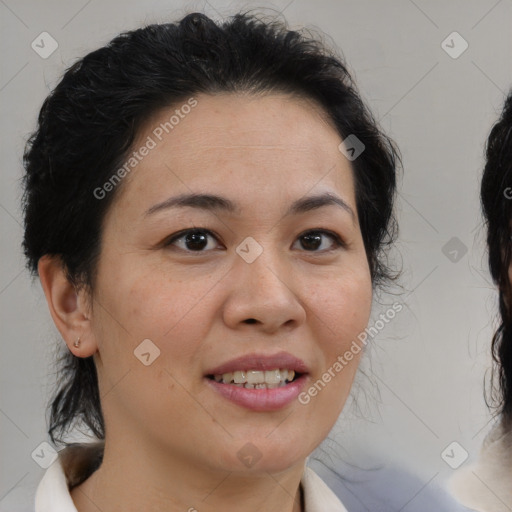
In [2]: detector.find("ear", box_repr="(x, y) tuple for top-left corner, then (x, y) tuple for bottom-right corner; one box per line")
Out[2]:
(38, 255), (98, 357)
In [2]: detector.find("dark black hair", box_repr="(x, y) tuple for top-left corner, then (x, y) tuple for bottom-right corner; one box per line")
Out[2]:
(22, 11), (400, 445)
(481, 91), (512, 424)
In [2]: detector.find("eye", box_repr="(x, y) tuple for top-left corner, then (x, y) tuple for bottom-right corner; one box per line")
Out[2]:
(163, 228), (344, 253)
(293, 230), (344, 252)
(164, 228), (222, 252)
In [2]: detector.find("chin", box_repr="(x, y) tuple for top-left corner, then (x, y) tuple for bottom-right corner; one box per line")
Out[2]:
(210, 435), (310, 475)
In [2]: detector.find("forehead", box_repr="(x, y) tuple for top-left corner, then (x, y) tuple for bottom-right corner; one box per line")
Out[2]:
(114, 92), (355, 210)
(147, 91), (337, 138)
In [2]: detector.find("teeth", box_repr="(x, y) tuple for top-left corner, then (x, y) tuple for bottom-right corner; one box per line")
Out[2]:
(213, 368), (297, 386)
(265, 369), (281, 384)
(246, 370), (265, 384)
(233, 371), (245, 384)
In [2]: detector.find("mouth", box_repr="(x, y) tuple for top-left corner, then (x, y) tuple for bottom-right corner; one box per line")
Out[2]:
(206, 369), (302, 389)
(204, 352), (309, 411)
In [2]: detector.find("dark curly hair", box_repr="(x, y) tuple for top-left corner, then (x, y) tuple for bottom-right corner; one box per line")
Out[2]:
(481, 91), (512, 424)
(22, 11), (400, 446)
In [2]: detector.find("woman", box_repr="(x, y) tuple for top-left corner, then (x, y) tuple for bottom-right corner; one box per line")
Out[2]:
(22, 12), (399, 511)
(450, 92), (512, 510)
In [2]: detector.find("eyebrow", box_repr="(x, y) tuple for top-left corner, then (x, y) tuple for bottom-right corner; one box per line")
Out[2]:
(145, 191), (355, 220)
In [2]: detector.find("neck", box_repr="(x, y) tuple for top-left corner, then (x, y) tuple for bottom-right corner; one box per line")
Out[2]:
(69, 438), (305, 512)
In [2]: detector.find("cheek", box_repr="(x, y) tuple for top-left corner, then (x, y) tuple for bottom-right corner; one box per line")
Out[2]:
(99, 261), (219, 342)
(307, 268), (373, 353)
(91, 263), (225, 390)
(92, 267), (215, 417)
(306, 271), (371, 416)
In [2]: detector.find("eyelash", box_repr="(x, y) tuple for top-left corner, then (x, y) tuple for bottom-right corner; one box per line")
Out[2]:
(163, 228), (345, 253)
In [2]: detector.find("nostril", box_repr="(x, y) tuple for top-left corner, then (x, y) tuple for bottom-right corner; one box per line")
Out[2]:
(244, 318), (258, 324)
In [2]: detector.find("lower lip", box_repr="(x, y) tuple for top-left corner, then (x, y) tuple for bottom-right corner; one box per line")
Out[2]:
(206, 375), (308, 412)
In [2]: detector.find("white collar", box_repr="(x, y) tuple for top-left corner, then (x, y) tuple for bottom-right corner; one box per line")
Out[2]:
(35, 443), (348, 512)
(449, 422), (512, 511)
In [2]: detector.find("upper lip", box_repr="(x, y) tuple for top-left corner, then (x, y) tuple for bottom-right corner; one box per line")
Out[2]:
(205, 351), (310, 376)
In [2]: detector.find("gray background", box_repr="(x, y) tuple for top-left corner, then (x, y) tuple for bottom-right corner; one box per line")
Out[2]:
(1, 0), (511, 510)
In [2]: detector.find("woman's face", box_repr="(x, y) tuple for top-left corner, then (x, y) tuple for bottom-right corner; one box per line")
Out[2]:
(87, 93), (373, 474)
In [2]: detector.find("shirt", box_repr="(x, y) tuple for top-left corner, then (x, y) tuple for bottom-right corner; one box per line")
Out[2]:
(34, 442), (348, 512)
(449, 422), (512, 511)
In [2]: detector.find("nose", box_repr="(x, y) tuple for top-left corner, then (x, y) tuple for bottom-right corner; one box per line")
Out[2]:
(221, 247), (307, 334)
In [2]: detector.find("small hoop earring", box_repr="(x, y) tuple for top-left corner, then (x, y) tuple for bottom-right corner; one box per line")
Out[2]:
(74, 337), (81, 348)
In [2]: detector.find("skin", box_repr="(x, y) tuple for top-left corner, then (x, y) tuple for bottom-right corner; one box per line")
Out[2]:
(39, 92), (373, 512)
